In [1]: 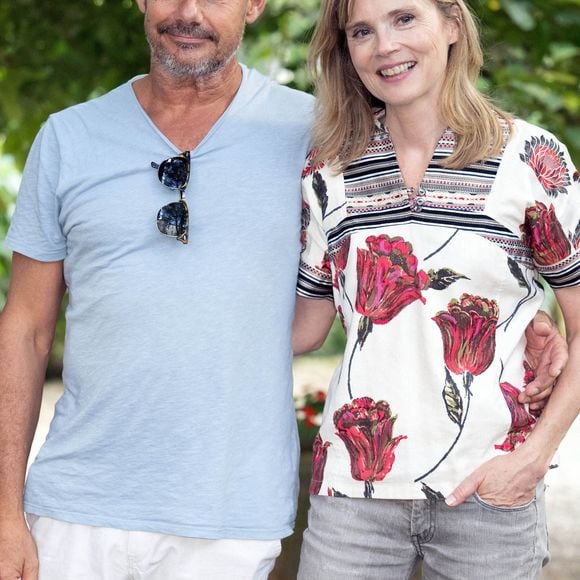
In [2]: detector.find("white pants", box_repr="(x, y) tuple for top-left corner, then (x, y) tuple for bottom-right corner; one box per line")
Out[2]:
(28, 515), (281, 580)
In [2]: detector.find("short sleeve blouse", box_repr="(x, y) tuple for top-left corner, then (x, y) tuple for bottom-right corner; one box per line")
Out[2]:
(298, 117), (580, 500)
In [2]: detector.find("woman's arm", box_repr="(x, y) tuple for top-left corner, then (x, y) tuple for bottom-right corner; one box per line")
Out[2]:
(293, 296), (337, 356)
(447, 285), (580, 507)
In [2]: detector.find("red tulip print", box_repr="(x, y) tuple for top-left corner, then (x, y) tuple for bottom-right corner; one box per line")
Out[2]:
(334, 397), (406, 498)
(495, 362), (537, 452)
(415, 294), (499, 483)
(432, 294), (499, 378)
(356, 234), (429, 346)
(495, 382), (536, 452)
(332, 236), (351, 290)
(520, 201), (572, 266)
(310, 434), (331, 495)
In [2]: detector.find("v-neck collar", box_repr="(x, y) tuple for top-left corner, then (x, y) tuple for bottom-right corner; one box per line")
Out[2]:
(372, 107), (456, 190)
(128, 66), (250, 156)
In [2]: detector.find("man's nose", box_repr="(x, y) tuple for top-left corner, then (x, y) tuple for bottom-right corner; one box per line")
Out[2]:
(175, 0), (203, 22)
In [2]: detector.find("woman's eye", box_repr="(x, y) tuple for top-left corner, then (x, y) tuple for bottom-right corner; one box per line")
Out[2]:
(352, 27), (372, 39)
(397, 14), (414, 25)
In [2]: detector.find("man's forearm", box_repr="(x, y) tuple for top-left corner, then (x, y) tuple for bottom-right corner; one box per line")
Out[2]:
(0, 323), (51, 520)
(520, 332), (580, 473)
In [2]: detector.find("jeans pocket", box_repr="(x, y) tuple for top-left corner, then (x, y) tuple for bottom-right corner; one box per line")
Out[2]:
(474, 492), (536, 512)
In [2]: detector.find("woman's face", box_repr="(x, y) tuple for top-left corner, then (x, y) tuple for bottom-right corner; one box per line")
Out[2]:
(345, 0), (458, 114)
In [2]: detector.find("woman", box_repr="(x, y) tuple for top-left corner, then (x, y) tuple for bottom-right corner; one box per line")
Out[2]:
(293, 0), (580, 577)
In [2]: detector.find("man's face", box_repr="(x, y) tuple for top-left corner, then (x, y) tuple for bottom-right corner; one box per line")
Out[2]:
(137, 0), (263, 79)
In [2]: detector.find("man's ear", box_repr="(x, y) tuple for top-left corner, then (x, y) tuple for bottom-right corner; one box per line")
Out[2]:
(245, 0), (267, 24)
(135, 0), (146, 15)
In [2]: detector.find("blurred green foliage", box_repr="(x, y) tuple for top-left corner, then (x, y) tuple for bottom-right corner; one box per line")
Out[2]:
(0, 154), (18, 308)
(477, 0), (580, 158)
(0, 0), (578, 370)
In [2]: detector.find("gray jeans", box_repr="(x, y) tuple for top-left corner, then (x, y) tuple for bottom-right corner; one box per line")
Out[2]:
(298, 484), (549, 579)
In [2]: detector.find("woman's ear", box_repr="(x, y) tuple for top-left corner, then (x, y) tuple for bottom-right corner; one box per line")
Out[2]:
(447, 5), (461, 46)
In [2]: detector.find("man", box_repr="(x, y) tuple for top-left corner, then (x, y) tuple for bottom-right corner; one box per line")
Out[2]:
(0, 0), (565, 579)
(0, 0), (312, 578)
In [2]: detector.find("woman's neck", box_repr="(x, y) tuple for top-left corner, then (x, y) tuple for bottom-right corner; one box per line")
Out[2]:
(386, 106), (447, 191)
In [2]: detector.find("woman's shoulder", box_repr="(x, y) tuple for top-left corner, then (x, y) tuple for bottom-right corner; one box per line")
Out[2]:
(509, 118), (565, 147)
(501, 118), (575, 200)
(302, 148), (343, 180)
(500, 117), (572, 176)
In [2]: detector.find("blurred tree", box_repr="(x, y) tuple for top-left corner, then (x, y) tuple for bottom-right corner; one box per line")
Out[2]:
(0, 154), (19, 307)
(0, 0), (148, 167)
(0, 0), (578, 366)
(476, 0), (580, 161)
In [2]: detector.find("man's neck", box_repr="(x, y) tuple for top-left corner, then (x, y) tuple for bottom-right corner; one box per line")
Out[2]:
(132, 60), (243, 151)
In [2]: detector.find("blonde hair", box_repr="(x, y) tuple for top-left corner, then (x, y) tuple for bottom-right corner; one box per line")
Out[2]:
(309, 0), (512, 171)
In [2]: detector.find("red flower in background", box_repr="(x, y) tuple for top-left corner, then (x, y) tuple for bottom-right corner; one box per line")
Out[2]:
(302, 406), (318, 428)
(520, 135), (571, 197)
(310, 434), (331, 495)
(521, 201), (572, 266)
(314, 390), (326, 402)
(495, 364), (537, 452)
(295, 390), (326, 429)
(334, 397), (406, 498)
(433, 294), (499, 377)
(356, 234), (428, 346)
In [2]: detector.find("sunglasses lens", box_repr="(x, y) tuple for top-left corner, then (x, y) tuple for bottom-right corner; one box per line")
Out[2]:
(158, 156), (189, 189)
(157, 200), (189, 243)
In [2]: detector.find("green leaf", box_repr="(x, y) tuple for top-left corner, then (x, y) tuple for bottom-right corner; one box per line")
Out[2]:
(442, 368), (463, 427)
(502, 0), (536, 31)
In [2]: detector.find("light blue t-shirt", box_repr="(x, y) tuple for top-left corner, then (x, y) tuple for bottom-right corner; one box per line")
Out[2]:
(5, 66), (314, 540)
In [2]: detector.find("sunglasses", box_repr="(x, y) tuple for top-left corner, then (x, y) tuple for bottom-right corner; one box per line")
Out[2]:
(151, 151), (190, 244)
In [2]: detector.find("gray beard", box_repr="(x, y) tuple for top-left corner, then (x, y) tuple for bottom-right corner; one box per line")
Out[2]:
(147, 35), (242, 80)
(153, 49), (237, 79)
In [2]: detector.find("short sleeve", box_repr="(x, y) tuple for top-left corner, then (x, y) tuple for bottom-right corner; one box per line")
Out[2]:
(518, 129), (580, 288)
(297, 154), (333, 300)
(4, 118), (67, 261)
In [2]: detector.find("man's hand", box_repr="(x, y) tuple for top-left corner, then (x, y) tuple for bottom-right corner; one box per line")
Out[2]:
(444, 449), (546, 508)
(0, 518), (38, 580)
(522, 310), (567, 410)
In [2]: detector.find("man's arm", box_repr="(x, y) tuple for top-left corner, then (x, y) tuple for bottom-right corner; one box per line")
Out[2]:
(292, 296), (337, 356)
(0, 253), (65, 580)
(520, 310), (568, 408)
(447, 285), (580, 508)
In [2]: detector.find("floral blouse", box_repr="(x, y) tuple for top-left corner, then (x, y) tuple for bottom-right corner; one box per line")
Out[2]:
(297, 115), (580, 500)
